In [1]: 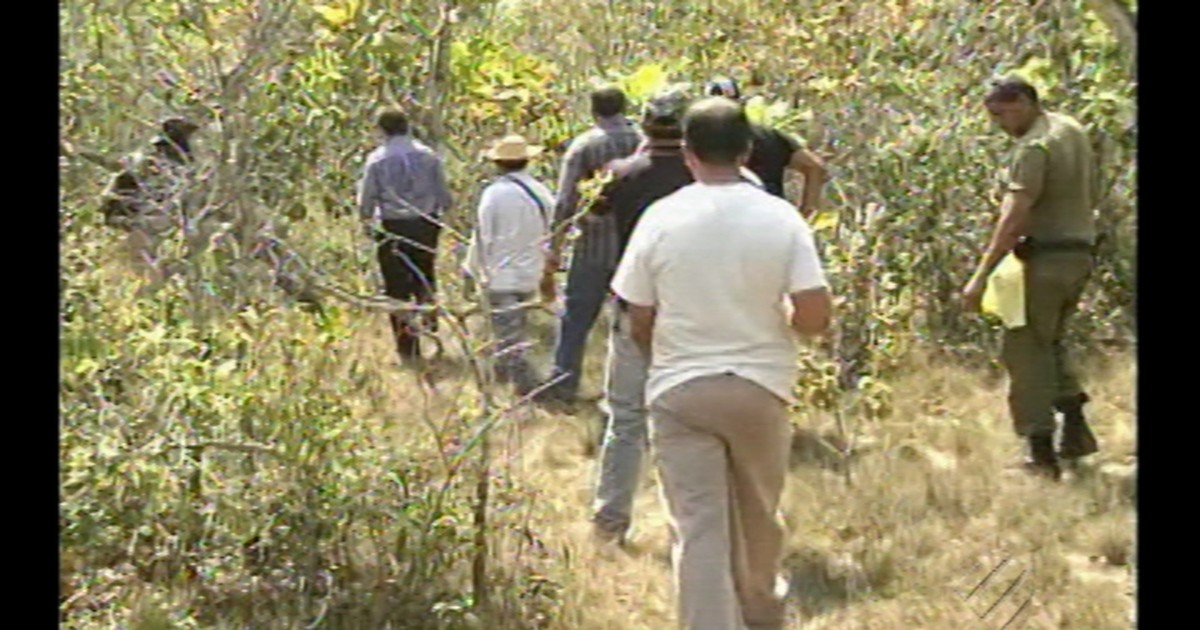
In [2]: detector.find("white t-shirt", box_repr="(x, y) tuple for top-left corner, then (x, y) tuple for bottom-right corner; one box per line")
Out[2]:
(610, 181), (827, 405)
(466, 171), (556, 293)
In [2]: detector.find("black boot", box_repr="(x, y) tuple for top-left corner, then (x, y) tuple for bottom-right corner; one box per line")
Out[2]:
(1057, 393), (1099, 459)
(1023, 433), (1062, 481)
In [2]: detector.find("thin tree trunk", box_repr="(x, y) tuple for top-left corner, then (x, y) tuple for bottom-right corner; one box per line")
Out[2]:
(1082, 0), (1136, 75)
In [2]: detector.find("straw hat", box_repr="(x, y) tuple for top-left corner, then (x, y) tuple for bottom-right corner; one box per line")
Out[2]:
(485, 134), (544, 161)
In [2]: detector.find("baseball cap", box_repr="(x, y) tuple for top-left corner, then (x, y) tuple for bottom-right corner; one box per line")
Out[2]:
(643, 84), (692, 126)
(704, 76), (741, 100)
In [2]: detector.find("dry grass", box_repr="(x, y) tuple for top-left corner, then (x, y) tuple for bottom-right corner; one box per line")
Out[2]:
(371, 319), (1136, 629)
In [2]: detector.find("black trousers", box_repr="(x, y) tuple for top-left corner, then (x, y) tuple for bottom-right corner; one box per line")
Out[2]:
(376, 217), (441, 361)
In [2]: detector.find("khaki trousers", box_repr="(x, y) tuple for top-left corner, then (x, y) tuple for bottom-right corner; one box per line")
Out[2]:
(649, 373), (792, 630)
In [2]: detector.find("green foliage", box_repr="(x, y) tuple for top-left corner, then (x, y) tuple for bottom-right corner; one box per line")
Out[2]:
(60, 0), (1134, 626)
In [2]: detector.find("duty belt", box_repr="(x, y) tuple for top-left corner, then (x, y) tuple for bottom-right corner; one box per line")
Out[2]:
(1013, 237), (1096, 261)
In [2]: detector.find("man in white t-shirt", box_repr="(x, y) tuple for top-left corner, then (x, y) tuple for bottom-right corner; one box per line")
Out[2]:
(611, 97), (833, 630)
(466, 134), (556, 395)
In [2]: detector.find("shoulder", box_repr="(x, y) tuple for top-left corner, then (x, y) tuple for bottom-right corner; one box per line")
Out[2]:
(568, 128), (605, 152)
(611, 153), (652, 181)
(760, 124), (800, 149)
(736, 184), (804, 222)
(533, 179), (556, 201)
(412, 140), (443, 160)
(480, 178), (511, 200)
(1046, 112), (1090, 147)
(643, 183), (700, 218)
(364, 146), (387, 165)
(1046, 111), (1084, 130)
(762, 189), (804, 218)
(1013, 137), (1050, 162)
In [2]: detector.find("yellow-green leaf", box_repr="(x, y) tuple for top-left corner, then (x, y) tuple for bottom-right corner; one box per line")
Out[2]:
(314, 5), (350, 28)
(808, 76), (840, 95)
(810, 211), (838, 232)
(620, 63), (669, 103)
(744, 95), (769, 124)
(215, 360), (238, 379)
(1013, 57), (1058, 92)
(767, 101), (791, 122)
(73, 358), (99, 376)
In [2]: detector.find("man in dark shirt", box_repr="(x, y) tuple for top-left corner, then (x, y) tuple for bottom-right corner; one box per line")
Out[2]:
(101, 116), (200, 228)
(705, 76), (828, 218)
(586, 86), (694, 545)
(100, 116), (201, 280)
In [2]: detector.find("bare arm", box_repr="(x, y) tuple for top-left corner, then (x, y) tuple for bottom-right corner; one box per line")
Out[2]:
(965, 144), (1044, 302)
(788, 286), (833, 336)
(628, 304), (657, 357)
(788, 145), (827, 219)
(969, 190), (1034, 282)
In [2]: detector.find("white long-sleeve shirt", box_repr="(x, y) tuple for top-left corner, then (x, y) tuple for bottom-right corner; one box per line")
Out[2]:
(466, 171), (556, 293)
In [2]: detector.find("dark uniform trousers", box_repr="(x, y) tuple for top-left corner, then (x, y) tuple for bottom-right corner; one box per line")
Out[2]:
(1001, 252), (1092, 437)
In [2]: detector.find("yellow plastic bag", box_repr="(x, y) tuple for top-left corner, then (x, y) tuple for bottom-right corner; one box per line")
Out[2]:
(982, 253), (1026, 329)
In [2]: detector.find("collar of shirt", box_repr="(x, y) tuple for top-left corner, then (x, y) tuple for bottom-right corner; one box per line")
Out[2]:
(384, 134), (416, 150)
(489, 172), (550, 212)
(596, 115), (635, 132)
(647, 140), (683, 156)
(501, 169), (533, 183)
(1015, 113), (1050, 147)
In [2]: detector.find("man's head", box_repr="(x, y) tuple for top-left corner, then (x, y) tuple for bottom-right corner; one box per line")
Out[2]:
(161, 116), (199, 144)
(590, 86), (628, 119)
(486, 134), (543, 173)
(704, 76), (741, 101)
(642, 85), (691, 141)
(376, 107), (410, 137)
(682, 97), (753, 169)
(984, 76), (1041, 138)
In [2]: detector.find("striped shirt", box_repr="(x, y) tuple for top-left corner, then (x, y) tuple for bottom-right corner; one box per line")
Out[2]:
(554, 116), (643, 268)
(358, 135), (452, 221)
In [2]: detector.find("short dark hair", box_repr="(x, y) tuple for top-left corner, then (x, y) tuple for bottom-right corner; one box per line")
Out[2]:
(682, 97), (752, 166)
(591, 86), (627, 118)
(376, 108), (410, 136)
(493, 159), (528, 172)
(985, 77), (1039, 105)
(643, 121), (683, 141)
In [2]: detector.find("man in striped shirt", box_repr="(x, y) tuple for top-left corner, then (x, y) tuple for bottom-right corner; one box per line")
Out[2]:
(358, 107), (453, 366)
(543, 86), (643, 402)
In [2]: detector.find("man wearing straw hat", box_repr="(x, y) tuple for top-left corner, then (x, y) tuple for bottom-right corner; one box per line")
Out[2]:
(466, 134), (557, 395)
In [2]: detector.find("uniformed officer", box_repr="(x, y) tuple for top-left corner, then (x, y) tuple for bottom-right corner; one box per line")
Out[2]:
(962, 77), (1101, 481)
